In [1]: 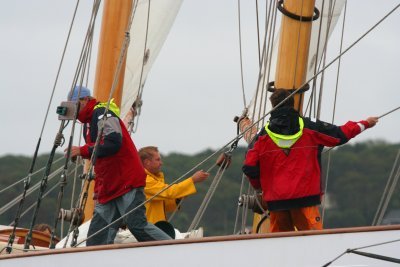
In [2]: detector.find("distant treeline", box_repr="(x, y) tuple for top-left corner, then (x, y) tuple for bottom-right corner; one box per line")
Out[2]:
(1, 140), (399, 236)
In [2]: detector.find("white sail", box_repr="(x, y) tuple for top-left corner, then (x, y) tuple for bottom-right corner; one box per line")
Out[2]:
(120, 0), (183, 118)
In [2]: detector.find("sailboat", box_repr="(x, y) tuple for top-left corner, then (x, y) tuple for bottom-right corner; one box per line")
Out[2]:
(1, 0), (400, 266)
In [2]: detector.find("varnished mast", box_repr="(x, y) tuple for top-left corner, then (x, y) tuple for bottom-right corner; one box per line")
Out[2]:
(82, 0), (133, 222)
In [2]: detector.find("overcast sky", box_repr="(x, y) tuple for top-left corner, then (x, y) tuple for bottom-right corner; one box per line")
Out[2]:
(1, 0), (400, 158)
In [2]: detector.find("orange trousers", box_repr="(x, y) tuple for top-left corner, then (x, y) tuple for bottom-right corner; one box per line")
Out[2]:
(269, 206), (323, 232)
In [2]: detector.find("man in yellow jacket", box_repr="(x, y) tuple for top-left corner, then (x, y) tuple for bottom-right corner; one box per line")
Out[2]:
(138, 146), (209, 224)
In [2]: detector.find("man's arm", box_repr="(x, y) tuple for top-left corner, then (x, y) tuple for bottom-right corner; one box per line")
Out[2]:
(242, 141), (261, 190)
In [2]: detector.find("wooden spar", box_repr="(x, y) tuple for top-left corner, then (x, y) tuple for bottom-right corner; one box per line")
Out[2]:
(239, 0), (316, 143)
(82, 0), (133, 223)
(275, 0), (316, 114)
(238, 0), (317, 233)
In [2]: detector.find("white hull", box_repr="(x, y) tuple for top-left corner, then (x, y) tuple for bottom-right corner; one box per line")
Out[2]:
(1, 225), (400, 267)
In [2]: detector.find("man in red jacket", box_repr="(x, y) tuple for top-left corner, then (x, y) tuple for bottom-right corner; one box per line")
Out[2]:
(67, 86), (171, 245)
(242, 89), (378, 232)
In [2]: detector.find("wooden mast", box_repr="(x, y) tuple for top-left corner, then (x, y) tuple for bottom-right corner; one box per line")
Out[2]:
(82, 0), (133, 222)
(275, 0), (316, 113)
(241, 0), (317, 233)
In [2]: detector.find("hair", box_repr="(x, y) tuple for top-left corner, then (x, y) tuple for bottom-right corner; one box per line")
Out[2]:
(269, 89), (294, 108)
(33, 223), (52, 233)
(138, 146), (159, 162)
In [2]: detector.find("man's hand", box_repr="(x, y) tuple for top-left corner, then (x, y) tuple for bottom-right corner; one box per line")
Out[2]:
(65, 146), (81, 158)
(366, 116), (379, 128)
(191, 170), (209, 183)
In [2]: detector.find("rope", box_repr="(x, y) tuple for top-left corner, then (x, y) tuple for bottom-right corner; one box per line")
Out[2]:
(308, 0), (325, 118)
(233, 174), (247, 234)
(39, 0), (81, 139)
(18, 181), (61, 222)
(49, 18), (98, 246)
(70, 126), (84, 209)
(255, 0), (261, 65)
(322, 238), (400, 266)
(0, 156), (64, 195)
(1, 164), (64, 216)
(378, 105), (400, 119)
(372, 147), (400, 225)
(126, 0), (152, 134)
(237, 0), (247, 108)
(246, 0), (278, 134)
(322, 0), (347, 222)
(187, 160), (230, 233)
(22, 122), (66, 250)
(259, 0), (278, 127)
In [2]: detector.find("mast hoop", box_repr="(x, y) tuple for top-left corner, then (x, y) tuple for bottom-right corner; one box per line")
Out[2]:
(277, 0), (320, 22)
(267, 81), (310, 94)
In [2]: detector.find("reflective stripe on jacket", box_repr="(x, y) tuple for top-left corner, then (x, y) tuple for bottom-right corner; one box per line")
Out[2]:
(265, 117), (304, 148)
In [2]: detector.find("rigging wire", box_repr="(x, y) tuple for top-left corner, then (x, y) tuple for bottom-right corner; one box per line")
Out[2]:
(0, 163), (65, 217)
(18, 178), (63, 223)
(233, 174), (247, 234)
(262, 1), (278, 124)
(47, 0), (101, 249)
(258, 0), (278, 128)
(0, 156), (64, 195)
(378, 105), (400, 119)
(255, 0), (261, 65)
(321, 0), (346, 223)
(322, 238), (400, 266)
(234, 0), (279, 228)
(237, 0), (247, 108)
(316, 0), (339, 120)
(235, 3), (280, 230)
(126, 0), (152, 135)
(13, 0), (101, 252)
(4, 0), (83, 254)
(308, 0), (326, 118)
(372, 147), (400, 225)
(70, 126), (84, 209)
(187, 153), (233, 233)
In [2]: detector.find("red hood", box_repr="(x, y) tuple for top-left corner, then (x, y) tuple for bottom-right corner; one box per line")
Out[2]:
(78, 99), (98, 123)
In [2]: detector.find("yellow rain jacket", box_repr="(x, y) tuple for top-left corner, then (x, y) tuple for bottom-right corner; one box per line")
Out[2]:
(144, 169), (197, 224)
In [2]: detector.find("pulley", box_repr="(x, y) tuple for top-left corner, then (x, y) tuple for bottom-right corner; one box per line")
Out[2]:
(238, 193), (267, 215)
(58, 208), (84, 226)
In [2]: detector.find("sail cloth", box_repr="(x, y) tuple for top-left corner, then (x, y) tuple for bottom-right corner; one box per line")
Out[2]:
(120, 0), (183, 119)
(247, 0), (345, 130)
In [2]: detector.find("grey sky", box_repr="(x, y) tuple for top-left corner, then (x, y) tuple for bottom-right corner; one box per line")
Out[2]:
(1, 1), (400, 158)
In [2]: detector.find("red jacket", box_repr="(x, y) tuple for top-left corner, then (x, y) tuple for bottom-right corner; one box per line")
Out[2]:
(78, 99), (146, 204)
(242, 107), (370, 211)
